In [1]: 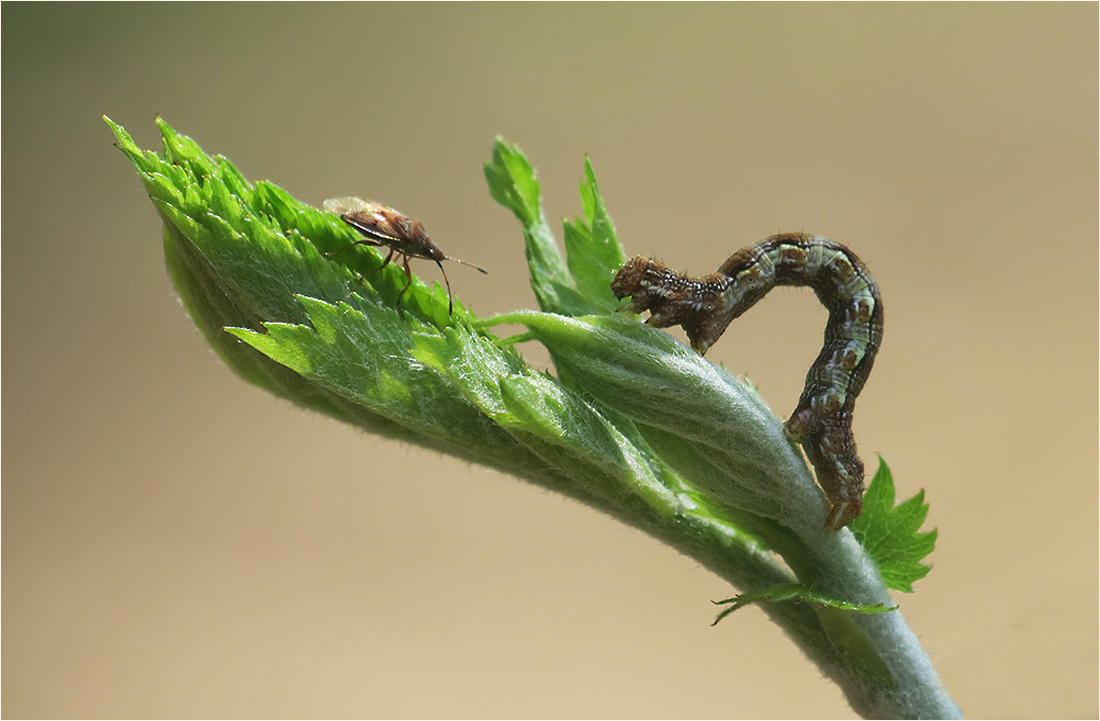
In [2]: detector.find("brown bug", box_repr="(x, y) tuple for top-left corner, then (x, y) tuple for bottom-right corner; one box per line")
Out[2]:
(323, 196), (487, 314)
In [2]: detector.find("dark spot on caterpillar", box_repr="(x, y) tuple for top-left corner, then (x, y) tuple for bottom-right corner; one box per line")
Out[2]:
(611, 232), (883, 531)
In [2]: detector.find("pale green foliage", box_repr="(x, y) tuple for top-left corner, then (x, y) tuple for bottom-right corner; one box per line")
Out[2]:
(108, 117), (957, 719)
(712, 582), (898, 626)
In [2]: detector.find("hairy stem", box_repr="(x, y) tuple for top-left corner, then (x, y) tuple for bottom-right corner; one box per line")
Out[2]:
(109, 116), (960, 719)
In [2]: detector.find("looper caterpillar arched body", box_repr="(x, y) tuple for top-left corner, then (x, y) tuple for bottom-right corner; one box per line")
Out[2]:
(610, 233), (883, 531)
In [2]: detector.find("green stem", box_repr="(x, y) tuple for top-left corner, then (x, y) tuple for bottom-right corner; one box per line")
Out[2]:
(109, 116), (961, 719)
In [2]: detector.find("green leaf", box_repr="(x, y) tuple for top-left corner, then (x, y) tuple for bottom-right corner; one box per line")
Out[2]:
(484, 138), (575, 314)
(486, 310), (827, 539)
(484, 138), (625, 318)
(849, 457), (937, 593)
(712, 582), (898, 625)
(412, 323), (682, 519)
(561, 158), (626, 313)
(483, 136), (540, 226)
(111, 118), (959, 719)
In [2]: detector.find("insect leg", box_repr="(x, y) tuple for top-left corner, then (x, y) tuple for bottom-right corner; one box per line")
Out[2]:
(362, 248), (396, 278)
(325, 238), (382, 258)
(395, 255), (415, 300)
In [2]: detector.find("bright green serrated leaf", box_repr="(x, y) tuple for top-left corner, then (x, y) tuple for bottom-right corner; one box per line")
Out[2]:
(849, 457), (937, 593)
(484, 138), (626, 318)
(711, 582), (898, 625)
(112, 117), (960, 718)
(483, 138), (577, 314)
(561, 159), (625, 313)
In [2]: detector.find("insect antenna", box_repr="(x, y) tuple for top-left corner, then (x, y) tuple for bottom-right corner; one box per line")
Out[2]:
(443, 256), (489, 274)
(437, 256), (487, 314)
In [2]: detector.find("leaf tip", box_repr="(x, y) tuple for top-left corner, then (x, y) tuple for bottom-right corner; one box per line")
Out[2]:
(583, 154), (598, 184)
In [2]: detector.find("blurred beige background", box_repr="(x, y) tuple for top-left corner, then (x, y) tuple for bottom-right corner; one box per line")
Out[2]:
(3, 4), (1096, 718)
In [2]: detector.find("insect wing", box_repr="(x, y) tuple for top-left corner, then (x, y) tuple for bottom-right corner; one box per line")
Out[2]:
(323, 195), (379, 217)
(342, 212), (408, 246)
(324, 196), (409, 244)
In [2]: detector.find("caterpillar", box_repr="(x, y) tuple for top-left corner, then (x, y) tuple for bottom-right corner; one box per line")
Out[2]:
(610, 233), (883, 531)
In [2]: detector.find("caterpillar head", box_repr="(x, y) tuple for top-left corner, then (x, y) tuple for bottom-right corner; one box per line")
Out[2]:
(611, 256), (662, 312)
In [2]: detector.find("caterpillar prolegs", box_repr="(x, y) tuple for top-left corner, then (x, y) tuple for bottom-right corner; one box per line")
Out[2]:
(610, 233), (883, 531)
